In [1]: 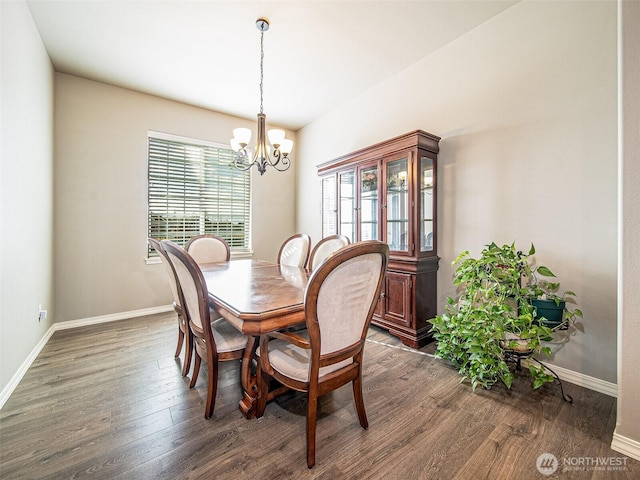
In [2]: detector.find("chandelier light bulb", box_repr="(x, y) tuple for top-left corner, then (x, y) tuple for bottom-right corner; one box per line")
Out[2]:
(233, 128), (252, 147)
(280, 139), (293, 156)
(268, 129), (286, 147)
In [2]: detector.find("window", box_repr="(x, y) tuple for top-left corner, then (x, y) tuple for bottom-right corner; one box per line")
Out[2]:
(148, 132), (251, 257)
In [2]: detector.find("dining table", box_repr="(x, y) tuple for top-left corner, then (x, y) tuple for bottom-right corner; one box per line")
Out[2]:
(200, 258), (311, 418)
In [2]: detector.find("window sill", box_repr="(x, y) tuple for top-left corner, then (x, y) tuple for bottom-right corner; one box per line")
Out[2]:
(145, 251), (254, 265)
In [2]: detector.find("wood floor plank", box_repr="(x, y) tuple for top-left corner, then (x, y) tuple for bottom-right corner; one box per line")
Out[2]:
(0, 313), (637, 480)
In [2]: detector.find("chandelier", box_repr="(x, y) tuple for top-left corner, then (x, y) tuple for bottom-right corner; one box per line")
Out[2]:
(230, 18), (293, 176)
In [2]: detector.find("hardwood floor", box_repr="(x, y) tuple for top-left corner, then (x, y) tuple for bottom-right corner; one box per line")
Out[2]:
(1, 312), (637, 479)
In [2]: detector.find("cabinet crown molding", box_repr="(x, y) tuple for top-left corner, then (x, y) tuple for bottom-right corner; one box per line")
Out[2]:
(317, 130), (440, 174)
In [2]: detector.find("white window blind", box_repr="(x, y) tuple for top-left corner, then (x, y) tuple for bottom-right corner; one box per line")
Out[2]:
(148, 132), (251, 256)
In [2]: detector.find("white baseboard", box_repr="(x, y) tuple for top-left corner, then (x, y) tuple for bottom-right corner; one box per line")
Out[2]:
(611, 431), (640, 462)
(0, 305), (173, 410)
(55, 305), (173, 330)
(0, 324), (56, 410)
(538, 362), (618, 398)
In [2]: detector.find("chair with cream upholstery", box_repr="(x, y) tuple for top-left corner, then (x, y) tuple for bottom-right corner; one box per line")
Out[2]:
(307, 234), (350, 271)
(148, 238), (192, 377)
(185, 234), (230, 265)
(257, 240), (389, 468)
(162, 240), (248, 419)
(277, 233), (311, 268)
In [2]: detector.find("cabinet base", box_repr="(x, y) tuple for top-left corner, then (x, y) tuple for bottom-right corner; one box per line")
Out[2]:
(371, 318), (434, 349)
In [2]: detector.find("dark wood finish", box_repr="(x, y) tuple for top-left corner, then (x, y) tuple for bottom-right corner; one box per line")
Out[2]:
(1, 313), (637, 478)
(317, 130), (440, 174)
(318, 130), (441, 348)
(148, 237), (192, 377)
(162, 240), (247, 419)
(201, 259), (309, 334)
(382, 270), (411, 326)
(201, 258), (311, 417)
(257, 241), (389, 468)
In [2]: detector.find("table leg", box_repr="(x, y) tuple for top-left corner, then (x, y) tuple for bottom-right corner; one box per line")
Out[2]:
(239, 335), (259, 418)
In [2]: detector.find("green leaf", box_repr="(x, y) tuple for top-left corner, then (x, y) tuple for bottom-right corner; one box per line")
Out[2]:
(536, 266), (556, 277)
(533, 377), (545, 389)
(528, 243), (536, 255)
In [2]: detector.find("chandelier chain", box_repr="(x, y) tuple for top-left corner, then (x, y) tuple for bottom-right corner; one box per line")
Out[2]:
(259, 29), (264, 114)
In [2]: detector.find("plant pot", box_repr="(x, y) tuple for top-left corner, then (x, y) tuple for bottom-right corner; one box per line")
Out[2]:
(500, 332), (533, 354)
(531, 298), (566, 329)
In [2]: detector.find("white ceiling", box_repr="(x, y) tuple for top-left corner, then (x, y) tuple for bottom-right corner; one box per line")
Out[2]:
(26, 0), (518, 131)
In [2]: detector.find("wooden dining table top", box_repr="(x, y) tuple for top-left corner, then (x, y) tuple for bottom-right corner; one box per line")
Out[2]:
(200, 258), (311, 335)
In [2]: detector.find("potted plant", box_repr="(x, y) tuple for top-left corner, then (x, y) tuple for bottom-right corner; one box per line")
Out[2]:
(430, 242), (580, 392)
(524, 256), (583, 330)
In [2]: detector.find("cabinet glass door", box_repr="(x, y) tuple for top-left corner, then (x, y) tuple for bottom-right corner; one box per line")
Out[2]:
(420, 156), (434, 252)
(321, 175), (337, 237)
(359, 165), (378, 241)
(339, 171), (355, 242)
(386, 157), (409, 252)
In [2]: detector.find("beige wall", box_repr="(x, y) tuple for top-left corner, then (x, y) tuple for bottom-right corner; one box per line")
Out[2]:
(54, 74), (297, 322)
(0, 1), (55, 392)
(614, 0), (640, 457)
(297, 1), (618, 383)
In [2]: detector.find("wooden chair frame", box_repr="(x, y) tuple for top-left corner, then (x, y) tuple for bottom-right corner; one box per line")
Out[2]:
(148, 238), (192, 377)
(257, 241), (389, 467)
(162, 240), (246, 419)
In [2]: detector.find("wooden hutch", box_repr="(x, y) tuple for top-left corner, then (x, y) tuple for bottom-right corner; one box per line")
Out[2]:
(317, 130), (440, 348)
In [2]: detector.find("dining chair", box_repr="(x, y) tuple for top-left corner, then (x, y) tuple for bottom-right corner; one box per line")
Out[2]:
(148, 238), (192, 377)
(277, 233), (311, 268)
(185, 234), (230, 265)
(307, 234), (350, 271)
(162, 240), (248, 419)
(257, 240), (389, 468)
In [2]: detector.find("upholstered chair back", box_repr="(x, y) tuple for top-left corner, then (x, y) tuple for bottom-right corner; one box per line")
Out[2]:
(148, 238), (182, 311)
(277, 233), (311, 268)
(307, 242), (388, 358)
(163, 240), (210, 332)
(185, 234), (230, 265)
(308, 235), (350, 271)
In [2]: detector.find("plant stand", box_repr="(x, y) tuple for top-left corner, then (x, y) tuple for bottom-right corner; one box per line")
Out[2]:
(503, 349), (573, 403)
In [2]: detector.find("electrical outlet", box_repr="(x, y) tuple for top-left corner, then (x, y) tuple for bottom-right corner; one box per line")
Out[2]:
(38, 305), (47, 321)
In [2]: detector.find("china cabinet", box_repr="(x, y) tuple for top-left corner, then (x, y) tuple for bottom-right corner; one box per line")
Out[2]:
(317, 130), (440, 348)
